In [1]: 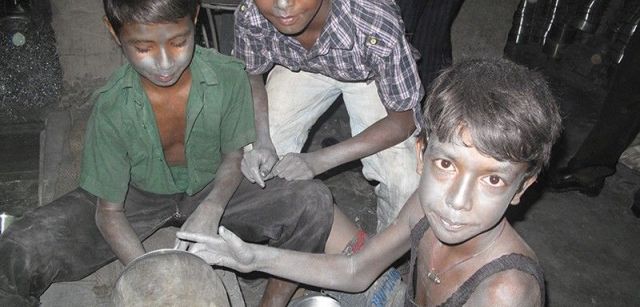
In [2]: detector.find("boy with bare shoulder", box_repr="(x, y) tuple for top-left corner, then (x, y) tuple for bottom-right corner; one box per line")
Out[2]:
(179, 58), (562, 306)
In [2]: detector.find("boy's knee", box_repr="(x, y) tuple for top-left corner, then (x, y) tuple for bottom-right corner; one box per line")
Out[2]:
(0, 237), (39, 299)
(0, 227), (53, 280)
(1, 214), (48, 253)
(290, 180), (334, 240)
(292, 179), (333, 217)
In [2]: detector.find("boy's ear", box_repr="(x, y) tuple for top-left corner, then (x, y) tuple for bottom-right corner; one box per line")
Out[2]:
(103, 16), (121, 46)
(415, 137), (425, 176)
(510, 175), (537, 205)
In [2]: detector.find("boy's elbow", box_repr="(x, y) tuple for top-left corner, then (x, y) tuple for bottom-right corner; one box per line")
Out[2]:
(343, 259), (378, 292)
(95, 199), (124, 228)
(386, 110), (416, 140)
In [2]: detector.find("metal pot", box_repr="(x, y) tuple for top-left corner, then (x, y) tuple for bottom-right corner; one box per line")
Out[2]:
(288, 295), (341, 307)
(0, 212), (16, 234)
(112, 249), (230, 307)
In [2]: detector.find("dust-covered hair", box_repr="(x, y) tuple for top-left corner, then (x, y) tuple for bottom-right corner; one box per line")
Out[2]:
(423, 58), (562, 176)
(103, 0), (200, 36)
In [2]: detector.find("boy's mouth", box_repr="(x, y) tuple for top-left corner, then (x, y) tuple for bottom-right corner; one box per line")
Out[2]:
(437, 214), (465, 231)
(276, 15), (296, 26)
(156, 74), (174, 83)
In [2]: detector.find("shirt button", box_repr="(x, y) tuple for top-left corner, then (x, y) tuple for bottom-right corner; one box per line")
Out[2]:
(368, 36), (378, 45)
(239, 4), (247, 11)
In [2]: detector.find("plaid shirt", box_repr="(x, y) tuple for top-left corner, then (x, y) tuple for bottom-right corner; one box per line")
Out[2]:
(233, 0), (424, 128)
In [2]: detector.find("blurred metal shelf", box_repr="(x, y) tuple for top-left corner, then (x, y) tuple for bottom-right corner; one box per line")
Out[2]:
(200, 0), (241, 50)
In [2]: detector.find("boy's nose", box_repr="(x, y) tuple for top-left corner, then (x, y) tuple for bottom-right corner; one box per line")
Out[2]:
(444, 176), (472, 211)
(276, 0), (290, 10)
(157, 49), (174, 71)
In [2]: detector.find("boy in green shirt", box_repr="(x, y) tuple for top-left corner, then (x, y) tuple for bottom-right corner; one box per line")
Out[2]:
(0, 1), (338, 306)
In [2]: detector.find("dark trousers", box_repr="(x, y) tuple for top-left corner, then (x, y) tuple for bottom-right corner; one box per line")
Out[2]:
(396, 0), (466, 89)
(0, 178), (333, 306)
(567, 31), (640, 179)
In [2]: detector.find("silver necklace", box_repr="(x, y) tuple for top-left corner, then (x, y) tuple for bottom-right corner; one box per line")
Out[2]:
(425, 221), (506, 284)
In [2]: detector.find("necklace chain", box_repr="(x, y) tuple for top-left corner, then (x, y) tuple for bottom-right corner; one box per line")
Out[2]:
(425, 220), (506, 284)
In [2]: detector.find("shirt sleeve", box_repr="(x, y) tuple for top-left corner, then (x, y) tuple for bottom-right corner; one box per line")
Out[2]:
(370, 29), (425, 131)
(79, 106), (131, 203)
(374, 35), (424, 114)
(219, 71), (257, 153)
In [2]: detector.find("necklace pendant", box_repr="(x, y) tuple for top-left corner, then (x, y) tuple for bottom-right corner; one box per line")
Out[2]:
(427, 271), (441, 284)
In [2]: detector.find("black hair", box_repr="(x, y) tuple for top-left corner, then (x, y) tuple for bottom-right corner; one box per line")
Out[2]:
(423, 58), (562, 176)
(103, 0), (200, 36)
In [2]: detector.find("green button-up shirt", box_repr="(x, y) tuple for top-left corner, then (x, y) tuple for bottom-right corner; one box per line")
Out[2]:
(79, 46), (255, 203)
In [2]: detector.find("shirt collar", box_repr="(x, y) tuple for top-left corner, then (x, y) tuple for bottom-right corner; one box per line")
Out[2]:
(191, 45), (219, 86)
(242, 0), (354, 52)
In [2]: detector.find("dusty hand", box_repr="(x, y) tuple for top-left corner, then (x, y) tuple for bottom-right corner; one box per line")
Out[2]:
(241, 147), (278, 187)
(271, 152), (317, 180)
(174, 207), (218, 251)
(177, 226), (256, 273)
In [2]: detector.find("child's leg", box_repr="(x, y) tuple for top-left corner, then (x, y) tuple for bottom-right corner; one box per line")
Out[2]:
(323, 220), (407, 307)
(0, 189), (94, 306)
(324, 207), (407, 306)
(0, 187), (177, 306)
(265, 65), (342, 155)
(218, 178), (334, 307)
(340, 81), (420, 232)
(324, 206), (361, 254)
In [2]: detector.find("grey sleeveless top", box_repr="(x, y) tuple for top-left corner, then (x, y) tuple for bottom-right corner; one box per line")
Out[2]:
(405, 217), (545, 307)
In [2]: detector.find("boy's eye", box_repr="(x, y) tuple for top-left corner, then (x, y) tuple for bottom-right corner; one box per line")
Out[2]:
(134, 46), (151, 53)
(434, 159), (454, 171)
(482, 175), (505, 187)
(172, 40), (187, 47)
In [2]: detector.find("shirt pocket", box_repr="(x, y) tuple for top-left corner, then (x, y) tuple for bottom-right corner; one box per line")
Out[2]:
(331, 52), (371, 80)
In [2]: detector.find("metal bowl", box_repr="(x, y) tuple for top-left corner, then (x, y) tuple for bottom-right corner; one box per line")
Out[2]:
(112, 249), (229, 307)
(0, 213), (16, 234)
(289, 295), (341, 307)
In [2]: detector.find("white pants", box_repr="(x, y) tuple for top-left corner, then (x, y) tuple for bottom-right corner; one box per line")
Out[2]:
(266, 65), (420, 231)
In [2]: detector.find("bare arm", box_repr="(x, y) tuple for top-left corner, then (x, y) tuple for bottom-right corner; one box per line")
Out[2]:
(177, 150), (243, 249)
(97, 151), (243, 262)
(181, 224), (408, 292)
(178, 193), (424, 292)
(240, 74), (278, 187)
(95, 199), (145, 265)
(273, 109), (416, 180)
(249, 74), (273, 151)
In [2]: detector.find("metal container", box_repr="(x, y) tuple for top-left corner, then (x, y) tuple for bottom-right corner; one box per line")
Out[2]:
(112, 249), (229, 307)
(288, 295), (341, 307)
(0, 213), (15, 234)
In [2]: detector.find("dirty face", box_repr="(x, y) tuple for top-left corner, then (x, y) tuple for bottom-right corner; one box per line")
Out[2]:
(417, 129), (534, 245)
(112, 16), (195, 88)
(253, 0), (330, 36)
